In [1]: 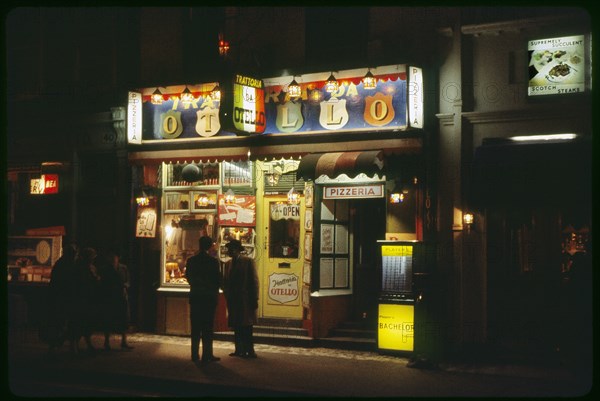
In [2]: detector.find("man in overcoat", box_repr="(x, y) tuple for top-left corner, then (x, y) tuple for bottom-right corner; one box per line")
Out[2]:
(186, 236), (222, 363)
(224, 239), (259, 358)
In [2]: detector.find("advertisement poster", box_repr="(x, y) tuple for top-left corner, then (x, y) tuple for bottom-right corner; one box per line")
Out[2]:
(218, 195), (256, 227)
(136, 207), (157, 238)
(528, 35), (585, 96)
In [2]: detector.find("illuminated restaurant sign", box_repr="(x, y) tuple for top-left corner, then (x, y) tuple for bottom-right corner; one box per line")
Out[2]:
(127, 91), (142, 144)
(128, 65), (423, 142)
(528, 35), (586, 96)
(231, 74), (266, 134)
(263, 65), (418, 134)
(30, 174), (59, 194)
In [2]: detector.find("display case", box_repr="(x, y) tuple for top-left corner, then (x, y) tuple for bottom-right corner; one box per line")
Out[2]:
(218, 227), (256, 261)
(7, 236), (62, 283)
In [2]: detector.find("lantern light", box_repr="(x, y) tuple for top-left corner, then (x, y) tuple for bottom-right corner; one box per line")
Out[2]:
(211, 84), (221, 101)
(180, 86), (194, 105)
(362, 69), (377, 90)
(324, 73), (339, 93)
(288, 78), (301, 99)
(151, 88), (164, 104)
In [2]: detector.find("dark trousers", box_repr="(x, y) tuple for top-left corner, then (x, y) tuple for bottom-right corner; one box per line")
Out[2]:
(190, 304), (216, 360)
(234, 325), (255, 355)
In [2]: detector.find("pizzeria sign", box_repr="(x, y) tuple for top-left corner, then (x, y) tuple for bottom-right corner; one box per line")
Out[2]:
(324, 184), (384, 199)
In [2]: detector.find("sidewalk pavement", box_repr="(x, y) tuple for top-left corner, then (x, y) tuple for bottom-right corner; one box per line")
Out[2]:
(6, 328), (590, 398)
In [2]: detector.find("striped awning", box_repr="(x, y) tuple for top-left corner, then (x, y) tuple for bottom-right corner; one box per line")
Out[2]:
(296, 150), (384, 180)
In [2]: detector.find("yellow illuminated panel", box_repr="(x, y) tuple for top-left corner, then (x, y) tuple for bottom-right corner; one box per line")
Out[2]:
(381, 245), (413, 257)
(378, 303), (414, 352)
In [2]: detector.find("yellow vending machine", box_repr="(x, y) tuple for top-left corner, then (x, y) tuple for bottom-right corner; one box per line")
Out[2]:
(376, 240), (419, 354)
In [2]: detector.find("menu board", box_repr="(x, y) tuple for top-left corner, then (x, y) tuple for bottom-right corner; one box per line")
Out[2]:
(381, 244), (413, 293)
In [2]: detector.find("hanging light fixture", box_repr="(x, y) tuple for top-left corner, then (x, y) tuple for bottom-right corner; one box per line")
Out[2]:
(211, 84), (221, 101)
(288, 77), (301, 99)
(218, 33), (230, 56)
(224, 188), (236, 205)
(151, 88), (164, 104)
(180, 86), (194, 105)
(324, 73), (339, 93)
(362, 69), (377, 90)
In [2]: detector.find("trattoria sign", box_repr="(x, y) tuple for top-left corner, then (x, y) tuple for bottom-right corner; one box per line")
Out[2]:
(232, 74), (266, 134)
(268, 273), (300, 305)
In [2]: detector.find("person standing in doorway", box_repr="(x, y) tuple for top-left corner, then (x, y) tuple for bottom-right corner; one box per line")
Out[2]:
(224, 239), (259, 358)
(185, 236), (221, 363)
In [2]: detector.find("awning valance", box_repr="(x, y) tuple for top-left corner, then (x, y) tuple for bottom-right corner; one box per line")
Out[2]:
(296, 150), (384, 180)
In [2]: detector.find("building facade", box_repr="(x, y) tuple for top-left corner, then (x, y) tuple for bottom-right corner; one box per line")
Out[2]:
(6, 7), (592, 363)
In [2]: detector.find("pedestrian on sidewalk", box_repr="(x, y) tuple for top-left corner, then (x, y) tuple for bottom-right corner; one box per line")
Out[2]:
(223, 239), (259, 359)
(71, 247), (101, 354)
(97, 249), (134, 351)
(43, 242), (78, 355)
(185, 236), (221, 363)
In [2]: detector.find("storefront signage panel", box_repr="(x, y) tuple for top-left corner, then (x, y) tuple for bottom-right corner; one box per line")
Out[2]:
(528, 35), (586, 96)
(323, 184), (384, 199)
(378, 303), (414, 352)
(30, 174), (59, 194)
(263, 65), (409, 134)
(268, 273), (300, 305)
(127, 91), (142, 144)
(231, 74), (266, 134)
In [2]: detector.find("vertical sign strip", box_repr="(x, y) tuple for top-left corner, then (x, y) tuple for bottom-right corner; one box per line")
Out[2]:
(128, 91), (142, 144)
(408, 66), (423, 129)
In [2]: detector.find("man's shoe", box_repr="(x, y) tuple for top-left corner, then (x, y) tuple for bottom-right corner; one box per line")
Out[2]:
(202, 356), (221, 363)
(229, 352), (243, 357)
(245, 352), (258, 359)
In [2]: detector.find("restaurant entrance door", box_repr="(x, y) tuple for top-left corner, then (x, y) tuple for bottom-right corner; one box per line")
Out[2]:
(351, 197), (386, 325)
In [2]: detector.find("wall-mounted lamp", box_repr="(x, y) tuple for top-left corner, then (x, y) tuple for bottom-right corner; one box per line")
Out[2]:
(151, 88), (164, 105)
(324, 73), (339, 93)
(463, 212), (474, 232)
(180, 86), (194, 105)
(362, 69), (377, 90)
(287, 187), (300, 205)
(288, 77), (301, 99)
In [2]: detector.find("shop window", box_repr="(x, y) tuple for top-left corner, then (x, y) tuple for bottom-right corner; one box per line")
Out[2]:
(268, 201), (301, 259)
(222, 160), (253, 187)
(317, 199), (350, 289)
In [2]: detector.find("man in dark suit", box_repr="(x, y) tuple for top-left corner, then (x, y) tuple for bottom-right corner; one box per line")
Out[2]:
(224, 239), (259, 358)
(185, 236), (221, 363)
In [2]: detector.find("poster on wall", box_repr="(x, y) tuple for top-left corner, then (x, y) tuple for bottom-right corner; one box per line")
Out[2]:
(528, 35), (585, 96)
(218, 194), (256, 226)
(136, 207), (157, 238)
